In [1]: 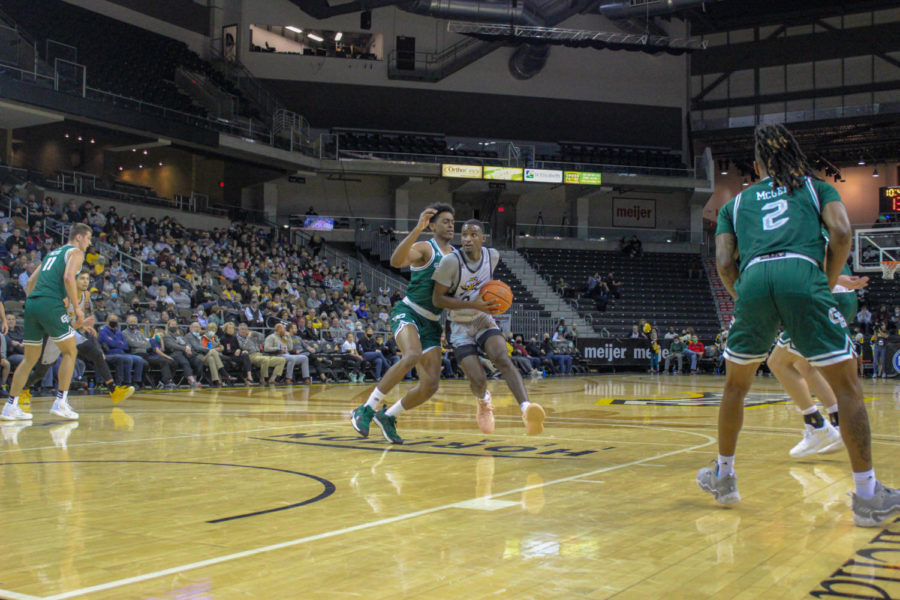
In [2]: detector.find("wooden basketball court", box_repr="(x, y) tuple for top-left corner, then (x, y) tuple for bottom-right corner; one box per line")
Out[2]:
(2, 375), (899, 599)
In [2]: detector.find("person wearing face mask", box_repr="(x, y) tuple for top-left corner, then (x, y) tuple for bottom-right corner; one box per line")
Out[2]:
(161, 320), (202, 389)
(98, 315), (145, 388)
(122, 316), (173, 388)
(185, 321), (229, 386)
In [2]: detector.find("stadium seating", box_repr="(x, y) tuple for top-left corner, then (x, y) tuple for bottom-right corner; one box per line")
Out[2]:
(0, 0), (256, 120)
(521, 248), (720, 340)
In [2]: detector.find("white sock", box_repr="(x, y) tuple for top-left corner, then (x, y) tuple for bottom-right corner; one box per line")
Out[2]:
(717, 454), (735, 478)
(55, 390), (68, 404)
(6, 396), (17, 408)
(480, 391), (492, 404)
(520, 401), (531, 414)
(826, 404), (839, 414)
(385, 400), (406, 418)
(365, 387), (385, 410)
(853, 469), (876, 499)
(800, 405), (819, 416)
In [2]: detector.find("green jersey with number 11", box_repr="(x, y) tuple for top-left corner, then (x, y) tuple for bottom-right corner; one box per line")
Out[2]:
(716, 176), (841, 271)
(30, 244), (76, 301)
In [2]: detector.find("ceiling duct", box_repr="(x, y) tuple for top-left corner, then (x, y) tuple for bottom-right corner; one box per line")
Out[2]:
(508, 43), (550, 79)
(594, 0), (716, 19)
(402, 0), (542, 25)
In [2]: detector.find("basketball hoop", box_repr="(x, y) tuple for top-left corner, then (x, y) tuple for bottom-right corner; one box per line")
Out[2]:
(881, 261), (900, 280)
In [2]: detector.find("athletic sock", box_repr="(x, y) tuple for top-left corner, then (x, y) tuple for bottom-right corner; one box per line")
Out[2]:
(384, 400), (406, 418)
(717, 454), (735, 478)
(480, 391), (492, 404)
(519, 401), (531, 414)
(853, 469), (876, 499)
(801, 406), (825, 429)
(6, 396), (16, 407)
(365, 387), (385, 410)
(826, 405), (840, 427)
(56, 390), (68, 404)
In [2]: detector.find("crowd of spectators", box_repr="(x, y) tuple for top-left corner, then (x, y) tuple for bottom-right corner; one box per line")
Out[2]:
(0, 186), (583, 392)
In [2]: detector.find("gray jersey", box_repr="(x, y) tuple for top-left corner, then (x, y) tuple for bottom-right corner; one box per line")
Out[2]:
(432, 247), (499, 324)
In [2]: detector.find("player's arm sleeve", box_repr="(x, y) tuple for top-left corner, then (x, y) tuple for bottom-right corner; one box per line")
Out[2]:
(716, 198), (735, 236)
(815, 180), (842, 211)
(432, 253), (458, 289)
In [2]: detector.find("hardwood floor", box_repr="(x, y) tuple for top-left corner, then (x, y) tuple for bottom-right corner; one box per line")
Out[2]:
(1, 374), (898, 599)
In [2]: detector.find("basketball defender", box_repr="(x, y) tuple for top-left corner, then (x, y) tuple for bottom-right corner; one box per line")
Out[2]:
(350, 204), (481, 444)
(768, 259), (868, 458)
(698, 123), (900, 527)
(2, 224), (92, 421)
(432, 220), (545, 435)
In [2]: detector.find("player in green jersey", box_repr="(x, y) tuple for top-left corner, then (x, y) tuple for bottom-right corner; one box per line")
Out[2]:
(768, 262), (868, 459)
(697, 123), (900, 527)
(2, 223), (92, 421)
(350, 204), (494, 444)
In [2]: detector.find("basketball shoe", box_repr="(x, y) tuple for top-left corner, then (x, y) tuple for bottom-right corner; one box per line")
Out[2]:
(50, 398), (78, 420)
(1, 401), (32, 421)
(109, 385), (135, 404)
(523, 402), (545, 435)
(350, 404), (375, 438)
(852, 482), (900, 527)
(818, 425), (844, 454)
(697, 460), (740, 504)
(790, 421), (841, 458)
(373, 408), (403, 444)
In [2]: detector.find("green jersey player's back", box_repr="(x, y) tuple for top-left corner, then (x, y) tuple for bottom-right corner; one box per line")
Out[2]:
(30, 244), (75, 301)
(403, 238), (446, 317)
(717, 176), (842, 270)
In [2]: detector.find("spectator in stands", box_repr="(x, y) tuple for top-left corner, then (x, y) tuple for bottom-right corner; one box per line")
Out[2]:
(162, 320), (203, 389)
(358, 327), (389, 380)
(222, 262), (238, 281)
(187, 321), (228, 386)
(5, 314), (24, 369)
(123, 316), (174, 388)
(871, 323), (889, 379)
(98, 314), (146, 387)
(265, 323), (309, 384)
(306, 289), (322, 311)
(219, 321), (253, 384)
(244, 299), (265, 328)
(542, 332), (572, 374)
(377, 287), (391, 306)
(339, 332), (365, 383)
(308, 232), (324, 257)
(664, 326), (678, 341)
(170, 283), (192, 311)
(714, 329), (728, 375)
(236, 323), (282, 384)
(666, 336), (685, 374)
(857, 305), (873, 336)
(605, 272), (621, 299)
(686, 336), (705, 374)
(554, 277), (570, 298)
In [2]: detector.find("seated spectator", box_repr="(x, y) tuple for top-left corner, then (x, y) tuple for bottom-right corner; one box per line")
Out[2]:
(220, 321), (254, 384)
(605, 272), (621, 298)
(188, 321), (230, 386)
(170, 283), (192, 311)
(339, 332), (365, 383)
(98, 315), (146, 387)
(237, 323), (284, 384)
(123, 316), (174, 388)
(666, 336), (686, 374)
(162, 320), (203, 389)
(265, 323), (310, 384)
(542, 332), (572, 374)
(357, 327), (389, 380)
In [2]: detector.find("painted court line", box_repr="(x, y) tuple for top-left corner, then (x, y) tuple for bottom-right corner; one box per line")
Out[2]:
(37, 427), (716, 600)
(0, 588), (42, 600)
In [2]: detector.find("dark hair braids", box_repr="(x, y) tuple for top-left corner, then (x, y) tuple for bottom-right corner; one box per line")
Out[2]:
(753, 124), (813, 193)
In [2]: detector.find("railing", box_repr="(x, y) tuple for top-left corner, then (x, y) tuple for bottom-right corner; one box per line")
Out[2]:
(532, 158), (695, 178)
(292, 227), (409, 299)
(387, 37), (486, 81)
(516, 223), (701, 244)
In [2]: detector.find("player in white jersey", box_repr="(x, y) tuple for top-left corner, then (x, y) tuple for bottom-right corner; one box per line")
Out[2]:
(432, 220), (545, 435)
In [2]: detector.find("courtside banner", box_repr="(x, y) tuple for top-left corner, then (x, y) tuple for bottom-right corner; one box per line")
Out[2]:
(612, 197), (656, 228)
(483, 166), (524, 181)
(564, 171), (602, 185)
(524, 168), (563, 184)
(442, 164), (483, 179)
(577, 338), (667, 367)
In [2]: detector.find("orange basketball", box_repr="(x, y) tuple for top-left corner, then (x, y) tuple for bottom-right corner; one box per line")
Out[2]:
(481, 280), (513, 315)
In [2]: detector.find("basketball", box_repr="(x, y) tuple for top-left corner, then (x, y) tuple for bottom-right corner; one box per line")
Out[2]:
(481, 280), (513, 315)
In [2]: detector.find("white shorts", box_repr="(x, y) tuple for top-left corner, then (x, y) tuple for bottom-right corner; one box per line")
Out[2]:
(449, 314), (502, 351)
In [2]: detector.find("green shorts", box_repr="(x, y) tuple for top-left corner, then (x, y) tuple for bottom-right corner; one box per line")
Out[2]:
(390, 302), (442, 353)
(777, 290), (858, 356)
(725, 258), (854, 367)
(23, 296), (74, 345)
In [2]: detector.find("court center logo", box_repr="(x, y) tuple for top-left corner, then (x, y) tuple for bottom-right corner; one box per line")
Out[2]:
(892, 349), (900, 375)
(594, 391), (790, 408)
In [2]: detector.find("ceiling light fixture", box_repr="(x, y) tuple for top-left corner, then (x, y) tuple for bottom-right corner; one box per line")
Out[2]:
(335, 31), (343, 41)
(873, 168), (879, 178)
(286, 25), (303, 33)
(307, 33), (324, 42)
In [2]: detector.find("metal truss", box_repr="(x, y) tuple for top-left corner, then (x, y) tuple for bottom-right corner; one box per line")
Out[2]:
(447, 21), (708, 50)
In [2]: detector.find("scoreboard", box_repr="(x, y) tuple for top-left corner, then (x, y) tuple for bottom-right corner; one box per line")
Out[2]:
(880, 187), (900, 213)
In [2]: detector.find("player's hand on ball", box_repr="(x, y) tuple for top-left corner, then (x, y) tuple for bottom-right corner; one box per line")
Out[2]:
(470, 296), (499, 314)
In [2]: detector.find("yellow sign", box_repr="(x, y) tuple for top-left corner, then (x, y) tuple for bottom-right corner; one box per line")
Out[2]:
(564, 171), (603, 185)
(483, 166), (524, 181)
(442, 164), (483, 179)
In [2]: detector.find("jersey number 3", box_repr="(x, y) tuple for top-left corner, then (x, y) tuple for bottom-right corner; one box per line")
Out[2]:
(762, 199), (789, 231)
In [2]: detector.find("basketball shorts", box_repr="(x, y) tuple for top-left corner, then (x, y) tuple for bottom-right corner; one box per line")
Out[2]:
(724, 258), (854, 367)
(776, 289), (858, 358)
(23, 296), (74, 346)
(389, 303), (442, 353)
(448, 314), (503, 360)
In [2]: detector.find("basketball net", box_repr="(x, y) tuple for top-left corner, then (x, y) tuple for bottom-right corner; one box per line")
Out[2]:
(881, 261), (900, 280)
